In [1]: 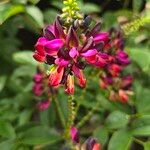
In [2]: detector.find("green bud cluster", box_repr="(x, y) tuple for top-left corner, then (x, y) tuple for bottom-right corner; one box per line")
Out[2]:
(61, 0), (83, 24)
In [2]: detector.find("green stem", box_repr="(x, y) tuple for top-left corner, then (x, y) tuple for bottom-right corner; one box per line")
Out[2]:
(133, 138), (144, 145)
(53, 96), (66, 128)
(76, 102), (100, 129)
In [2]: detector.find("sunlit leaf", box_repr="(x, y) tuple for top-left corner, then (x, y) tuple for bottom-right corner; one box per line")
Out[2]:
(0, 4), (25, 25)
(25, 6), (44, 28)
(13, 51), (37, 66)
(127, 47), (150, 72)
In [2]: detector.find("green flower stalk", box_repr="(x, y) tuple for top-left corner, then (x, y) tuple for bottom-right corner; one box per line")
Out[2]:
(121, 16), (150, 35)
(64, 95), (76, 139)
(61, 0), (83, 24)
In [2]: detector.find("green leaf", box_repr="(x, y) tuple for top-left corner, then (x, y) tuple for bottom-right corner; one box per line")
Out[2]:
(51, 1), (63, 9)
(13, 51), (37, 66)
(144, 142), (150, 150)
(12, 0), (27, 4)
(20, 126), (60, 146)
(79, 2), (100, 14)
(0, 4), (25, 25)
(25, 6), (44, 28)
(132, 126), (150, 136)
(0, 76), (7, 92)
(106, 111), (129, 129)
(132, 115), (150, 128)
(135, 82), (150, 114)
(128, 47), (150, 72)
(93, 127), (109, 145)
(44, 9), (58, 24)
(18, 110), (33, 126)
(28, 0), (40, 4)
(0, 121), (16, 138)
(0, 140), (15, 150)
(108, 129), (132, 150)
(133, 0), (143, 12)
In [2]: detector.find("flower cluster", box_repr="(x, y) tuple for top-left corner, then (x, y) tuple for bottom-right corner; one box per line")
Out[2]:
(70, 126), (101, 150)
(33, 68), (51, 111)
(99, 28), (133, 102)
(33, 16), (109, 94)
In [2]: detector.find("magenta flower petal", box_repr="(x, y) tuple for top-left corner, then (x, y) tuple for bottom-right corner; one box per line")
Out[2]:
(44, 39), (64, 56)
(81, 49), (97, 57)
(37, 100), (50, 111)
(94, 32), (109, 44)
(33, 73), (43, 82)
(70, 126), (79, 143)
(34, 37), (47, 55)
(117, 51), (128, 58)
(69, 47), (79, 58)
(55, 58), (69, 67)
(116, 51), (130, 65)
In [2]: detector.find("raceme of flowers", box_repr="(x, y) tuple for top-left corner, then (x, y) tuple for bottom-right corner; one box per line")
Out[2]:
(99, 28), (133, 103)
(33, 15), (132, 102)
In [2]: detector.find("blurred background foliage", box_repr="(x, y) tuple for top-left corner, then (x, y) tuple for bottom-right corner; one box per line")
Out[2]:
(0, 0), (150, 150)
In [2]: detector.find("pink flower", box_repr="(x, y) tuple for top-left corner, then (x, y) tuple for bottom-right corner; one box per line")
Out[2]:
(65, 75), (75, 94)
(92, 143), (101, 150)
(119, 89), (128, 103)
(72, 65), (86, 88)
(33, 37), (48, 62)
(33, 73), (43, 82)
(121, 75), (133, 89)
(116, 51), (130, 66)
(49, 66), (64, 87)
(37, 100), (50, 111)
(93, 32), (109, 44)
(70, 126), (79, 143)
(33, 83), (43, 96)
(109, 64), (122, 77)
(100, 77), (113, 89)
